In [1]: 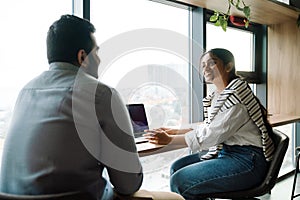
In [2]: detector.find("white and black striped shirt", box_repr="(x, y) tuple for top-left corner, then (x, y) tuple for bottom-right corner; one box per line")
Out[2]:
(185, 79), (275, 161)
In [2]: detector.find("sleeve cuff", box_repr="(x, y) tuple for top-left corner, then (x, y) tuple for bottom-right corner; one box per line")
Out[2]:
(185, 130), (201, 153)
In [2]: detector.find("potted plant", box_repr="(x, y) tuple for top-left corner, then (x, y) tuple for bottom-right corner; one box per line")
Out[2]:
(210, 0), (300, 31)
(209, 0), (251, 31)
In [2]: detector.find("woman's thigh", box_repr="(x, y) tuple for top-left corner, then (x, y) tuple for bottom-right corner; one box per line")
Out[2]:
(170, 146), (268, 200)
(170, 153), (202, 175)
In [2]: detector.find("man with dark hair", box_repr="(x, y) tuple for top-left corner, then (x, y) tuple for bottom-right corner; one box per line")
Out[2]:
(0, 14), (143, 200)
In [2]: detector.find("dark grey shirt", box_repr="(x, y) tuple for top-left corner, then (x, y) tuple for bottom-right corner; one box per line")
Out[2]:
(0, 62), (143, 197)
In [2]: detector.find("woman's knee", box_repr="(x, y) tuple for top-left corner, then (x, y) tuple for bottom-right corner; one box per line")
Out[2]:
(170, 173), (203, 200)
(170, 153), (201, 175)
(170, 171), (185, 194)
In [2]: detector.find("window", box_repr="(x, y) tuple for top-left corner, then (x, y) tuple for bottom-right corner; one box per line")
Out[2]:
(0, 0), (72, 157)
(90, 0), (190, 129)
(206, 23), (254, 72)
(90, 0), (191, 191)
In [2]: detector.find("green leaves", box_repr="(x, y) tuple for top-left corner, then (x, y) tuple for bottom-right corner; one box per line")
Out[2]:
(243, 6), (250, 18)
(209, 0), (251, 32)
(243, 6), (250, 28)
(210, 11), (228, 31)
(210, 12), (219, 21)
(219, 15), (228, 31)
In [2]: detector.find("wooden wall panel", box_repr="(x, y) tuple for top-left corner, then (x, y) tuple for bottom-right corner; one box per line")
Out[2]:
(175, 0), (299, 25)
(268, 20), (300, 115)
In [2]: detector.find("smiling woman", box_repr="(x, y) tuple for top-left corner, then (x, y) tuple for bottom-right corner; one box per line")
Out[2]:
(143, 48), (275, 199)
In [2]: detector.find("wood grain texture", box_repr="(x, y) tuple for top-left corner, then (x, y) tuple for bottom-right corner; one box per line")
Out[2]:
(268, 20), (300, 115)
(175, 0), (299, 25)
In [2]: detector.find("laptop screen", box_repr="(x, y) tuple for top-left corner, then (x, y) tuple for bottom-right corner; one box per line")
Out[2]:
(126, 104), (149, 137)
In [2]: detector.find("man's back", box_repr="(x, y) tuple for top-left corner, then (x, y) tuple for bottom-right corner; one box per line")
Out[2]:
(0, 62), (143, 197)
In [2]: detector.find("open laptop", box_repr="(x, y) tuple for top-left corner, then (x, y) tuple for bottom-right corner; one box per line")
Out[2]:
(126, 103), (149, 144)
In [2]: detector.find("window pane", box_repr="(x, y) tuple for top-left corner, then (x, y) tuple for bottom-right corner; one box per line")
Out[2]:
(206, 23), (253, 72)
(91, 0), (188, 44)
(91, 0), (190, 128)
(0, 1), (72, 157)
(91, 0), (190, 191)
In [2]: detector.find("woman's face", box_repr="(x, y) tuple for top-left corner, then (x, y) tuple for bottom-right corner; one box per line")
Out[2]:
(200, 53), (227, 84)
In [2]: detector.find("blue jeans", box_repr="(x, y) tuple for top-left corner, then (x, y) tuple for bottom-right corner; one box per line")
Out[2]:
(170, 145), (269, 200)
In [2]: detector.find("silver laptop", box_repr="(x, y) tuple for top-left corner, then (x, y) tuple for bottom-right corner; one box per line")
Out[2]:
(126, 103), (149, 144)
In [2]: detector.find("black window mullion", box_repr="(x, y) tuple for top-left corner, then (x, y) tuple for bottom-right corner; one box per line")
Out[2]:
(255, 25), (268, 108)
(83, 0), (90, 20)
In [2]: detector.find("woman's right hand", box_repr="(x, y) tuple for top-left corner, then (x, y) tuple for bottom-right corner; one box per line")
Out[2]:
(143, 128), (172, 145)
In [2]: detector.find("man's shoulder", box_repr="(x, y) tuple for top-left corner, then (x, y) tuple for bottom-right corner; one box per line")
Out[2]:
(23, 69), (77, 90)
(95, 81), (116, 97)
(75, 72), (116, 97)
(22, 71), (49, 89)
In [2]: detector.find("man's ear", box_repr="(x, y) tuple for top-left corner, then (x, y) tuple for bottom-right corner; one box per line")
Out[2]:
(77, 49), (87, 67)
(225, 62), (234, 72)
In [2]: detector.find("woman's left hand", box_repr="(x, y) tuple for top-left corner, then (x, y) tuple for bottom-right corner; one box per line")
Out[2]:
(143, 128), (172, 145)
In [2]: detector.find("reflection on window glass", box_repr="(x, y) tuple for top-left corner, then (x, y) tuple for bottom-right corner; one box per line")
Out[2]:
(206, 23), (253, 72)
(0, 1), (72, 151)
(91, 0), (190, 128)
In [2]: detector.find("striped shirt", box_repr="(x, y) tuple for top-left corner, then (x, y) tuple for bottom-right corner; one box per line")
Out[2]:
(202, 79), (275, 161)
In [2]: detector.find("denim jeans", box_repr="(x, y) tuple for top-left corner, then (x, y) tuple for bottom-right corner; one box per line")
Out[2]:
(170, 144), (269, 200)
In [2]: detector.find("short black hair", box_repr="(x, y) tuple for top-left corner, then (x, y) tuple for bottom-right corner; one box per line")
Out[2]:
(46, 14), (96, 64)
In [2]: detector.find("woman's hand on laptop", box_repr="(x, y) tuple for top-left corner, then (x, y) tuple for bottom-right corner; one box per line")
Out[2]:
(143, 128), (172, 145)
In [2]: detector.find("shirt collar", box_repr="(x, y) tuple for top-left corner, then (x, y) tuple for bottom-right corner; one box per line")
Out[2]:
(49, 62), (79, 72)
